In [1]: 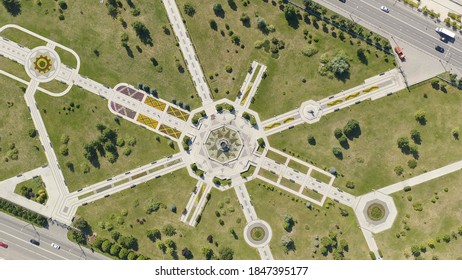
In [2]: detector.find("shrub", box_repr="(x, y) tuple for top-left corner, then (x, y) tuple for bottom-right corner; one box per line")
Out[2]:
(408, 159), (417, 169)
(345, 181), (355, 189)
(332, 147), (343, 159)
(394, 165), (404, 176)
(452, 127), (460, 140)
(414, 109), (427, 125)
(334, 128), (343, 139)
(183, 3), (195, 16)
(302, 47), (319, 57)
(307, 135), (316, 145)
(163, 224), (176, 236)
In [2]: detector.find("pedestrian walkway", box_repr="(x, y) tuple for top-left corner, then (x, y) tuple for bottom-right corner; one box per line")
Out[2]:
(235, 61), (267, 109)
(162, 0), (213, 105)
(262, 69), (405, 136)
(379, 158), (462, 194)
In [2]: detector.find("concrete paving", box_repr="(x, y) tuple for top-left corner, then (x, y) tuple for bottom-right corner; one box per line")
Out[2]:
(162, 0), (213, 105)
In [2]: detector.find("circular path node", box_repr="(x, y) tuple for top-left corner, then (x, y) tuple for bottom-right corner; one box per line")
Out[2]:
(299, 100), (322, 124)
(355, 191), (397, 234)
(24, 46), (61, 83)
(243, 219), (272, 248)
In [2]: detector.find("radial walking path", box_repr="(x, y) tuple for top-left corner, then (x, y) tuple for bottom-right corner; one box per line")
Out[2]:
(162, 0), (213, 105)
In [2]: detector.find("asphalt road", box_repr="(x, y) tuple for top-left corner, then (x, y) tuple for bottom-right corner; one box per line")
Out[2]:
(0, 212), (108, 260)
(314, 0), (462, 70)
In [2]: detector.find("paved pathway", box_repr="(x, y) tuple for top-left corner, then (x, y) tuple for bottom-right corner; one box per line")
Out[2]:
(234, 180), (274, 260)
(263, 69), (405, 136)
(379, 158), (462, 194)
(235, 61), (267, 109)
(162, 0), (213, 105)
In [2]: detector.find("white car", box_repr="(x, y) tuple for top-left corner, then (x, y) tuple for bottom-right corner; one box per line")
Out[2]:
(51, 243), (60, 249)
(380, 6), (390, 13)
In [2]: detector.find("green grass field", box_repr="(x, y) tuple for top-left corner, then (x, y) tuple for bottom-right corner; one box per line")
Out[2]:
(247, 179), (369, 259)
(0, 77), (46, 180)
(77, 169), (259, 260)
(176, 0), (393, 119)
(35, 87), (175, 192)
(0, 0), (200, 109)
(269, 81), (462, 195)
(375, 170), (462, 260)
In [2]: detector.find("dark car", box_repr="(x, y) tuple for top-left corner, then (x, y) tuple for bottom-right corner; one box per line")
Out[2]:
(30, 239), (40, 246)
(440, 37), (448, 43)
(339, 0), (346, 2)
(435, 45), (445, 53)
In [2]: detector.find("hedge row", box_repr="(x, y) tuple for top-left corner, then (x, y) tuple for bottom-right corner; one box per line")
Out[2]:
(0, 197), (48, 227)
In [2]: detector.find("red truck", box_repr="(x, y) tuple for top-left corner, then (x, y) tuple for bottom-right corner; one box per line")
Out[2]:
(394, 45), (405, 60)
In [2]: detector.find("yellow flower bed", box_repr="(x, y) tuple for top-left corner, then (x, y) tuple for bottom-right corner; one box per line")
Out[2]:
(345, 92), (361, 100)
(264, 122), (281, 130)
(327, 99), (343, 107)
(363, 85), (379, 93)
(283, 117), (294, 124)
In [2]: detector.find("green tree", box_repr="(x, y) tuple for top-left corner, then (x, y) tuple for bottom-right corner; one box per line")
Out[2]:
(119, 235), (138, 250)
(209, 19), (217, 30)
(414, 109), (427, 125)
(334, 128), (343, 139)
(397, 136), (410, 152)
(111, 231), (121, 242)
(410, 129), (421, 144)
(345, 181), (355, 189)
(332, 147), (343, 159)
(121, 32), (129, 47)
(307, 135), (316, 145)
(101, 240), (112, 253)
(240, 13), (250, 26)
(2, 0), (22, 16)
(284, 5), (297, 21)
(281, 236), (295, 252)
(131, 21), (152, 45)
(257, 17), (267, 31)
(343, 119), (360, 139)
(118, 247), (129, 259)
(394, 165), (404, 176)
(73, 217), (90, 233)
(452, 127), (460, 140)
(110, 244), (121, 256)
(218, 246), (234, 260)
(328, 53), (350, 75)
(201, 247), (214, 260)
(162, 224), (176, 237)
(147, 229), (161, 242)
(213, 3), (224, 16)
(183, 3), (195, 16)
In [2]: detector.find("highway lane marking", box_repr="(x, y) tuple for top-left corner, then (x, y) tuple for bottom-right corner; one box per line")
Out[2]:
(0, 229), (57, 259)
(1, 221), (85, 259)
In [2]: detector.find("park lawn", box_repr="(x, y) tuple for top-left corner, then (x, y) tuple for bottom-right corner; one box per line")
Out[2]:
(0, 55), (29, 81)
(247, 179), (369, 260)
(269, 81), (462, 195)
(0, 0), (200, 109)
(288, 160), (309, 174)
(309, 169), (332, 184)
(0, 77), (46, 180)
(39, 80), (69, 94)
(76, 169), (259, 260)
(176, 0), (393, 119)
(375, 170), (462, 260)
(35, 86), (175, 192)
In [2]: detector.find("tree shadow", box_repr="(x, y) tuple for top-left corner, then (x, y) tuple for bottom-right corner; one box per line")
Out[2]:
(287, 17), (299, 29)
(3, 1), (22, 16)
(358, 53), (368, 65)
(335, 71), (351, 83)
(227, 0), (237, 11)
(214, 9), (225, 18)
(340, 140), (350, 150)
(124, 46), (134, 58)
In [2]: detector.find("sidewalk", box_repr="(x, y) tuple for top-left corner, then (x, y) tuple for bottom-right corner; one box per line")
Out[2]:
(420, 0), (462, 17)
